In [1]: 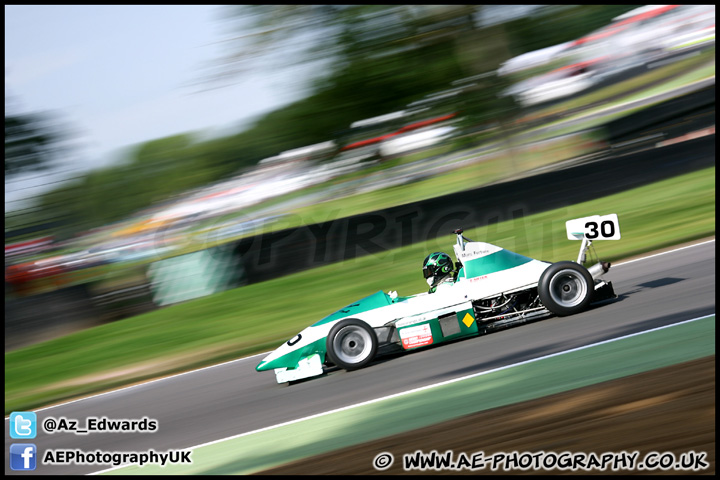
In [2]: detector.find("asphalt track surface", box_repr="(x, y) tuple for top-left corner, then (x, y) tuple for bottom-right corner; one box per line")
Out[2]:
(4, 241), (715, 475)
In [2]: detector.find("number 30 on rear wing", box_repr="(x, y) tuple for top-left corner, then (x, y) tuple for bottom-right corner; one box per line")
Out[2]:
(566, 214), (621, 265)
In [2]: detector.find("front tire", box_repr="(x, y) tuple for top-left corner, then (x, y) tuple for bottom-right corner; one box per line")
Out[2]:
(326, 319), (377, 370)
(538, 261), (594, 316)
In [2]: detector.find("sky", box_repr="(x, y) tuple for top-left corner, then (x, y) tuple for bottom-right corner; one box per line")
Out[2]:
(5, 5), (310, 211)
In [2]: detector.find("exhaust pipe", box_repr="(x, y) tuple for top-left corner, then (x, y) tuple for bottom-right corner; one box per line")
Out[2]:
(588, 261), (611, 280)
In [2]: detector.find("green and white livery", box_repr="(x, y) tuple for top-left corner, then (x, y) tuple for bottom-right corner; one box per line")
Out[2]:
(256, 215), (620, 384)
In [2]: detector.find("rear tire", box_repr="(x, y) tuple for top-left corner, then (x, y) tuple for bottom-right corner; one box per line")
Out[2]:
(538, 261), (594, 316)
(326, 319), (377, 370)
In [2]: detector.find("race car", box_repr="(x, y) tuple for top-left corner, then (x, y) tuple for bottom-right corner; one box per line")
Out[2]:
(256, 214), (620, 383)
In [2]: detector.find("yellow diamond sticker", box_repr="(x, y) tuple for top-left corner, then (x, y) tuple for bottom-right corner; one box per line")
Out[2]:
(462, 312), (474, 327)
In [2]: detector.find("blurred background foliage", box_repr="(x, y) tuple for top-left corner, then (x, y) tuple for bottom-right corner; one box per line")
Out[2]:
(5, 5), (642, 238)
(5, 112), (63, 177)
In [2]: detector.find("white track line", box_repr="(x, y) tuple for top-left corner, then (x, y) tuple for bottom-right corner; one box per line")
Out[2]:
(6, 238), (715, 418)
(89, 312), (715, 475)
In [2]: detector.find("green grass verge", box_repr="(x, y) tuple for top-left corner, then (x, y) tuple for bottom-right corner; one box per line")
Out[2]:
(5, 166), (715, 413)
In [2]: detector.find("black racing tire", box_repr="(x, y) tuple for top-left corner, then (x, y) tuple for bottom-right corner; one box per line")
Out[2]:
(538, 261), (594, 317)
(326, 319), (378, 371)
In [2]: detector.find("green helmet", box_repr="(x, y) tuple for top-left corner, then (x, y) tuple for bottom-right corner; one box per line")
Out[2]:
(422, 252), (454, 284)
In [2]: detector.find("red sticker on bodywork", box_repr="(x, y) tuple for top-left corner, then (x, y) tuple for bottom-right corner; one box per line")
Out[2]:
(399, 324), (433, 349)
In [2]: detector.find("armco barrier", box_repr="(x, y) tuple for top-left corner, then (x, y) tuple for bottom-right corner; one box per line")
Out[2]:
(231, 133), (714, 284)
(605, 85), (715, 144)
(5, 284), (102, 351)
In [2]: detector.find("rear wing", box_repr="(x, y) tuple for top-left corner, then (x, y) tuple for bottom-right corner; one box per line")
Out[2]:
(566, 214), (620, 264)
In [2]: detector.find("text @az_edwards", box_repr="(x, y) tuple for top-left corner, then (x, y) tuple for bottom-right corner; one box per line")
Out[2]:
(42, 416), (157, 435)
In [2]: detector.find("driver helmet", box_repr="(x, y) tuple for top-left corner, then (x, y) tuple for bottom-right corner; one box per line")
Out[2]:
(422, 252), (454, 287)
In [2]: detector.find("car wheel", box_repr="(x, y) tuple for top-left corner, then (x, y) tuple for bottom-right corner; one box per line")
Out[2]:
(326, 319), (377, 370)
(538, 261), (594, 316)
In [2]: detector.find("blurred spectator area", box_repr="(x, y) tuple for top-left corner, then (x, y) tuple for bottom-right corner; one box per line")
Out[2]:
(499, 5), (715, 107)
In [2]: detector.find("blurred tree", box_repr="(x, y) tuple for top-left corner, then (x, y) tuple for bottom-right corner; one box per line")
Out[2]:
(4, 112), (64, 177)
(200, 5), (342, 84)
(4, 98), (82, 240)
(208, 5), (484, 89)
(203, 6), (505, 151)
(210, 6), (486, 75)
(205, 5), (643, 130)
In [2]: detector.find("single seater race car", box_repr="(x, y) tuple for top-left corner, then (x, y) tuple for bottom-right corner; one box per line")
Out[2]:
(256, 214), (620, 383)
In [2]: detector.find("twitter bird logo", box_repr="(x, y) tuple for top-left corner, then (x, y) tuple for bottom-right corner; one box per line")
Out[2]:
(10, 412), (37, 439)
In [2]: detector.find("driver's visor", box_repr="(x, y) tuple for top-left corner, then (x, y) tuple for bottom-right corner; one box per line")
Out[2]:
(422, 266), (434, 279)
